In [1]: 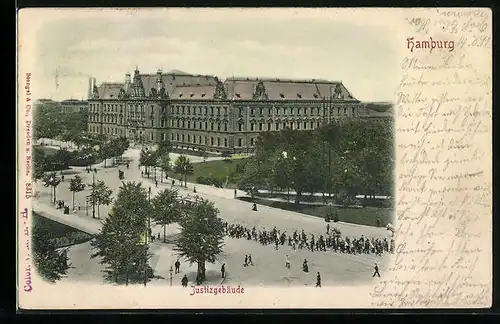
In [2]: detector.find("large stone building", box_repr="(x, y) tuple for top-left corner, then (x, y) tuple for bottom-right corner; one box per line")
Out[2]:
(60, 99), (88, 113)
(87, 67), (392, 153)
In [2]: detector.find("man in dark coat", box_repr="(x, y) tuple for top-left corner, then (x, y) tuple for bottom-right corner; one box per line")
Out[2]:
(373, 263), (381, 277)
(181, 274), (188, 287)
(316, 272), (321, 287)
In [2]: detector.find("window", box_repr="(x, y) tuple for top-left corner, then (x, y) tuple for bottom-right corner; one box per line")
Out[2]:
(205, 122), (208, 129)
(267, 123), (272, 131)
(182, 121), (185, 128)
(317, 108), (320, 115)
(211, 107), (214, 115)
(296, 122), (300, 129)
(217, 123), (221, 131)
(161, 120), (165, 127)
(303, 122), (307, 129)
(199, 107), (202, 114)
(317, 122), (320, 128)
(297, 108), (301, 115)
(238, 138), (242, 146)
(171, 133), (174, 140)
(217, 108), (220, 115)
(251, 108), (255, 115)
(238, 123), (243, 131)
(224, 123), (228, 131)
(176, 107), (180, 114)
(211, 122), (214, 130)
(275, 123), (279, 130)
(238, 108), (242, 116)
(187, 121), (191, 129)
(188, 135), (191, 142)
(268, 108), (271, 115)
(259, 108), (263, 115)
(176, 120), (180, 127)
(182, 107), (185, 114)
(199, 122), (202, 129)
(250, 123), (255, 131)
(352, 107), (355, 114)
(151, 133), (154, 141)
(259, 123), (263, 131)
(251, 138), (255, 146)
(205, 107), (208, 114)
(344, 108), (347, 114)
(310, 121), (314, 129)
(283, 108), (287, 115)
(205, 136), (208, 144)
(224, 107), (228, 115)
(217, 138), (220, 146)
(211, 137), (214, 145)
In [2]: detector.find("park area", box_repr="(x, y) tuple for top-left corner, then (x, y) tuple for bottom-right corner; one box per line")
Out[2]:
(171, 158), (247, 187)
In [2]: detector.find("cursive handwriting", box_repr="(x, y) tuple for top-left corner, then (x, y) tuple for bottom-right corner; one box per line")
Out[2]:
(371, 9), (492, 308)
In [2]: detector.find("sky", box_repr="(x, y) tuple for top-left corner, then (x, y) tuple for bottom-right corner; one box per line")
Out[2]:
(23, 9), (399, 102)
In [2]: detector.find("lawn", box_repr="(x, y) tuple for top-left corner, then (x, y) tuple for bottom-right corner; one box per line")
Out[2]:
(171, 158), (247, 186)
(35, 145), (60, 157)
(33, 212), (94, 248)
(237, 197), (394, 227)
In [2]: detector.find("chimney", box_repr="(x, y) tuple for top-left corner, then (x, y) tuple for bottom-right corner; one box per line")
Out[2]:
(88, 78), (92, 99)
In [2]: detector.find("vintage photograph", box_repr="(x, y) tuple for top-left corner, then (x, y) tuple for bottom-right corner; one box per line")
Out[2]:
(18, 8), (491, 309)
(28, 9), (395, 290)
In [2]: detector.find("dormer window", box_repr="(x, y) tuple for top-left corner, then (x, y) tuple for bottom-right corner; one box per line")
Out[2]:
(279, 93), (285, 98)
(235, 93), (241, 98)
(190, 93), (194, 98)
(313, 94), (318, 98)
(201, 93), (206, 97)
(297, 93), (302, 98)
(179, 93), (183, 98)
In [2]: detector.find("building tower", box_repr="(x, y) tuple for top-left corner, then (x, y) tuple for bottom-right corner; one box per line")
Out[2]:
(87, 77), (93, 99)
(125, 72), (131, 94)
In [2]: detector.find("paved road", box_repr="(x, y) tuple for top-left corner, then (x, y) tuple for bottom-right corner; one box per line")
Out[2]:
(33, 145), (393, 285)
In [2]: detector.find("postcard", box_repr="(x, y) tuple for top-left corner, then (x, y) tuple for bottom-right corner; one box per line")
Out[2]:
(16, 8), (492, 309)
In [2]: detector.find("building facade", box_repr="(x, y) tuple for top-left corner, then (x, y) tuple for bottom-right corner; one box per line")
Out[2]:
(60, 99), (88, 113)
(87, 67), (392, 153)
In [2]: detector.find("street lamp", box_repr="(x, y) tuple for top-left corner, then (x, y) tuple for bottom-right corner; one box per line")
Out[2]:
(169, 266), (173, 287)
(92, 172), (96, 219)
(143, 186), (152, 287)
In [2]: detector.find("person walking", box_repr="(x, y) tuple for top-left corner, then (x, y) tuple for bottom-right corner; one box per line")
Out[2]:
(248, 254), (254, 266)
(285, 254), (290, 269)
(234, 188), (237, 198)
(244, 255), (248, 267)
(316, 272), (321, 287)
(175, 259), (181, 274)
(221, 263), (226, 278)
(181, 274), (188, 287)
(373, 263), (381, 277)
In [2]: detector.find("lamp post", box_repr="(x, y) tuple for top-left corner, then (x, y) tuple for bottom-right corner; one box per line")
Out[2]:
(92, 172), (96, 219)
(169, 266), (173, 287)
(144, 186), (152, 287)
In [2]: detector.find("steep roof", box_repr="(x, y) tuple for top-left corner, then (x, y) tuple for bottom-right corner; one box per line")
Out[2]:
(97, 83), (123, 100)
(170, 85), (217, 100)
(139, 73), (217, 97)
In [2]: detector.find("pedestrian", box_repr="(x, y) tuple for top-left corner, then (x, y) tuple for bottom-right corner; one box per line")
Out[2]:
(181, 274), (188, 287)
(221, 263), (226, 278)
(175, 259), (181, 274)
(376, 216), (381, 228)
(316, 272), (321, 287)
(193, 186), (197, 193)
(234, 188), (237, 198)
(373, 263), (381, 277)
(302, 259), (309, 272)
(77, 202), (81, 210)
(61, 175), (65, 182)
(244, 255), (248, 267)
(155, 180), (158, 188)
(171, 179), (175, 188)
(141, 171), (144, 177)
(248, 254), (254, 266)
(157, 232), (160, 241)
(285, 254), (290, 269)
(326, 223), (330, 235)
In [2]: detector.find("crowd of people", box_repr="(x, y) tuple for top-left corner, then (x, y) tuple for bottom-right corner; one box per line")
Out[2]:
(222, 221), (395, 256)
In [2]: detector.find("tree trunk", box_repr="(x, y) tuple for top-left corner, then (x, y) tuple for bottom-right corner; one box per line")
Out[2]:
(53, 186), (57, 204)
(160, 170), (163, 183)
(163, 224), (167, 243)
(185, 174), (187, 187)
(295, 191), (302, 204)
(197, 260), (206, 282)
(97, 203), (100, 219)
(104, 158), (107, 168)
(125, 268), (129, 286)
(72, 191), (75, 211)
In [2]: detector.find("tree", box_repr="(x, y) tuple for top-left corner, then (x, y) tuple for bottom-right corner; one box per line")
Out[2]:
(174, 155), (194, 187)
(157, 139), (172, 157)
(32, 222), (71, 282)
(89, 180), (113, 219)
(158, 153), (171, 183)
(69, 175), (86, 210)
(42, 172), (61, 204)
(175, 199), (225, 283)
(90, 181), (153, 284)
(151, 189), (182, 243)
(139, 148), (157, 177)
